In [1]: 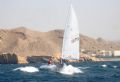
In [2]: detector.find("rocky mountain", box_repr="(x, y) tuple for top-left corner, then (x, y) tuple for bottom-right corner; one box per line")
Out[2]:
(0, 27), (120, 63)
(81, 35), (120, 52)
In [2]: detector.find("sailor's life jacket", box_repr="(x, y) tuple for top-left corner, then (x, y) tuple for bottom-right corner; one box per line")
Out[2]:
(48, 59), (52, 65)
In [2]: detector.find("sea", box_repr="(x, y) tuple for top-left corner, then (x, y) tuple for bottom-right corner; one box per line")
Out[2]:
(0, 61), (120, 82)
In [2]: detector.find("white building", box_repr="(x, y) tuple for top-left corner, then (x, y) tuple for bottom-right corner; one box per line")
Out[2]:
(114, 51), (120, 56)
(98, 50), (112, 57)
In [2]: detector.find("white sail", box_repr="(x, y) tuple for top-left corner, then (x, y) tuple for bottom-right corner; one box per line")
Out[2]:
(62, 4), (80, 60)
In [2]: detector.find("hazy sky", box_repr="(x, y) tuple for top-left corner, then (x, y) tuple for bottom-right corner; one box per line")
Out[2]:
(0, 0), (120, 40)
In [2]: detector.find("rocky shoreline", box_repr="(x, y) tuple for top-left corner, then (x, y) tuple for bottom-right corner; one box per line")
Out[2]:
(0, 53), (104, 64)
(0, 53), (120, 64)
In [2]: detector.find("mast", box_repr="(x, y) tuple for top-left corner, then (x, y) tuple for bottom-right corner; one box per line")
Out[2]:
(61, 2), (71, 64)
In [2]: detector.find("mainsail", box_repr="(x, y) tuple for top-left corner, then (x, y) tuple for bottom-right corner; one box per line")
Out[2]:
(61, 4), (80, 60)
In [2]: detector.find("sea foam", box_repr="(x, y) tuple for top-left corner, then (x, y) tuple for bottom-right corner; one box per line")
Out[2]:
(40, 64), (57, 71)
(13, 66), (39, 73)
(113, 66), (117, 68)
(59, 64), (83, 75)
(78, 66), (90, 69)
(101, 64), (107, 68)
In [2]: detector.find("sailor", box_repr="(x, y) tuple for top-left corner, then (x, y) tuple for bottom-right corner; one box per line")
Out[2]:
(48, 58), (52, 65)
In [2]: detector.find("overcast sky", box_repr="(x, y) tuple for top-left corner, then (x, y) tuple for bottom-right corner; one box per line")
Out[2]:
(0, 0), (120, 40)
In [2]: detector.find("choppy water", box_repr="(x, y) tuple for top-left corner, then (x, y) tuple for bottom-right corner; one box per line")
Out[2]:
(0, 61), (120, 82)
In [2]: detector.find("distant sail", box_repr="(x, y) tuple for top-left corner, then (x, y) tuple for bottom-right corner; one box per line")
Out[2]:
(62, 4), (80, 60)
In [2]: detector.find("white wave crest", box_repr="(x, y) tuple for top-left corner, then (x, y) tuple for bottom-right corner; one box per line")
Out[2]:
(13, 66), (39, 73)
(59, 64), (83, 75)
(101, 64), (107, 68)
(40, 64), (57, 71)
(113, 66), (117, 68)
(78, 67), (90, 69)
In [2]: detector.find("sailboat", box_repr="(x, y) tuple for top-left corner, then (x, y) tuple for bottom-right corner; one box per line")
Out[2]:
(58, 5), (81, 75)
(61, 4), (80, 63)
(40, 4), (81, 75)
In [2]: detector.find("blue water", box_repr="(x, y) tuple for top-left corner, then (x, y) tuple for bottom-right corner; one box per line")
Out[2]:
(0, 61), (120, 82)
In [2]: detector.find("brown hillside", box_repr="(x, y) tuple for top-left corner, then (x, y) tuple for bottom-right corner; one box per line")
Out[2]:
(0, 27), (120, 58)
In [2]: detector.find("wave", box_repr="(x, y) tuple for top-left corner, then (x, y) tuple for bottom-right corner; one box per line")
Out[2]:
(40, 64), (57, 71)
(13, 66), (39, 73)
(101, 64), (107, 68)
(59, 64), (83, 75)
(113, 66), (117, 68)
(78, 66), (90, 69)
(101, 64), (118, 69)
(40, 63), (83, 75)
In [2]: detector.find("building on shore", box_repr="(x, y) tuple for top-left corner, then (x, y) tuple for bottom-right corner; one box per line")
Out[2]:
(113, 50), (120, 56)
(81, 49), (120, 57)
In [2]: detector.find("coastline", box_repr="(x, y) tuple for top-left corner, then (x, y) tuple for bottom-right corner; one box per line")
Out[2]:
(98, 57), (120, 62)
(0, 53), (120, 64)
